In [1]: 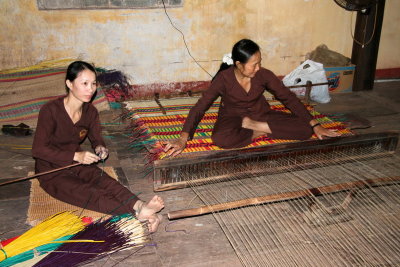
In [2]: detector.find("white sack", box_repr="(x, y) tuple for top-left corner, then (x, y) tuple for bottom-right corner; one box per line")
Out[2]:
(282, 59), (330, 103)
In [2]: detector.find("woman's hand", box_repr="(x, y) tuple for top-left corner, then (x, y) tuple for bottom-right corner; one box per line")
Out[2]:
(74, 151), (101, 164)
(313, 124), (341, 140)
(95, 145), (109, 160)
(162, 133), (189, 157)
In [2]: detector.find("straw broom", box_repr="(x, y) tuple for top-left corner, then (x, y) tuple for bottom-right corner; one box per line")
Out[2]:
(0, 211), (85, 262)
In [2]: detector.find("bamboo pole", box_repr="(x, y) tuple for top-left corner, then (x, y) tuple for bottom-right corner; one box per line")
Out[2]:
(0, 163), (81, 187)
(168, 176), (400, 220)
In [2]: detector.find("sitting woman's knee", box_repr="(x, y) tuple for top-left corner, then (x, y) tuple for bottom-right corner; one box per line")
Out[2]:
(211, 132), (248, 148)
(296, 125), (314, 140)
(212, 135), (236, 148)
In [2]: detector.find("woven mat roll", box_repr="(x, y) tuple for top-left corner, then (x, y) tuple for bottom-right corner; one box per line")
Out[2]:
(0, 73), (66, 106)
(26, 167), (117, 226)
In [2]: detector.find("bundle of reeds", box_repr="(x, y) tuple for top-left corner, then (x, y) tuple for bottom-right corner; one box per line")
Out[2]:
(32, 214), (148, 266)
(0, 212), (85, 263)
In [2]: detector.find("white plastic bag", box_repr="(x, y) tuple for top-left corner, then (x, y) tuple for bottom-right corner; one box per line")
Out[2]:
(283, 59), (331, 103)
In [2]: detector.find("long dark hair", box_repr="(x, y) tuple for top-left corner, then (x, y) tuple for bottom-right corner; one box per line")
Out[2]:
(213, 39), (260, 80)
(65, 61), (97, 92)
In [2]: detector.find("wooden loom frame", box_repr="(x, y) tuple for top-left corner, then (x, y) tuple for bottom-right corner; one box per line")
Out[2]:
(152, 132), (399, 192)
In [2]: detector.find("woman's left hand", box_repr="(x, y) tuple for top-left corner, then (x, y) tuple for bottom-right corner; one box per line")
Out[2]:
(313, 125), (341, 140)
(95, 145), (109, 160)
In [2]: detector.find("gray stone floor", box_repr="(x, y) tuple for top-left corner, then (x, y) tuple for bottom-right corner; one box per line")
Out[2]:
(0, 80), (399, 266)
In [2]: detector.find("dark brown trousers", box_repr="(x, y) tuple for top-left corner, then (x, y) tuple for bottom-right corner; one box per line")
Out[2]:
(212, 109), (313, 149)
(38, 165), (139, 215)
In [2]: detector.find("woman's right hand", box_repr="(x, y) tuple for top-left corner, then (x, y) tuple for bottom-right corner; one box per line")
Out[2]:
(162, 133), (188, 157)
(74, 151), (100, 164)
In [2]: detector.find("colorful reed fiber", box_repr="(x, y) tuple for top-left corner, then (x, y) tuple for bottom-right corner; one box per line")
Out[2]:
(0, 235), (73, 267)
(0, 213), (148, 267)
(31, 214), (148, 266)
(0, 212), (85, 262)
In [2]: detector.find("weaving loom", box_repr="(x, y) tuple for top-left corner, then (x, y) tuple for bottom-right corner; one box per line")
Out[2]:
(127, 95), (354, 191)
(126, 96), (398, 194)
(156, 132), (398, 192)
(128, 96), (400, 266)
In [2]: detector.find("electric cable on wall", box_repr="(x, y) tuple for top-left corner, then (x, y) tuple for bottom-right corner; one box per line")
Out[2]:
(161, 0), (213, 78)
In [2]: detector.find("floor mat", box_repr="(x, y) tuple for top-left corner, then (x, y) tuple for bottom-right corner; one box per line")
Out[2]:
(26, 166), (117, 226)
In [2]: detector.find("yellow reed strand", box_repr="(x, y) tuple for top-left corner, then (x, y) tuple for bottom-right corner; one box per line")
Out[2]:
(0, 211), (85, 262)
(49, 240), (105, 244)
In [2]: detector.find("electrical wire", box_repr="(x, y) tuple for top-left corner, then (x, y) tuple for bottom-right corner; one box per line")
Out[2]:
(161, 0), (213, 78)
(350, 3), (378, 48)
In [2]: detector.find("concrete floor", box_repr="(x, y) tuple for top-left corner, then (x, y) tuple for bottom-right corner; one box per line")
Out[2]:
(0, 80), (399, 266)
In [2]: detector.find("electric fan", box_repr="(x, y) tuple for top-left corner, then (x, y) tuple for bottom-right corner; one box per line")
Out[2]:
(334, 0), (378, 12)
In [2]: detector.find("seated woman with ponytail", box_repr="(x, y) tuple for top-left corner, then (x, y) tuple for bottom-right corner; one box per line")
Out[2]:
(32, 61), (164, 232)
(163, 39), (340, 157)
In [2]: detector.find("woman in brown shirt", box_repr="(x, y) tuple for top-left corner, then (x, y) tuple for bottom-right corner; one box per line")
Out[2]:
(32, 61), (163, 232)
(164, 39), (340, 156)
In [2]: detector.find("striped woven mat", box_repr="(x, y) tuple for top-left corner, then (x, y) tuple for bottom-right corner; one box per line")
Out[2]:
(0, 89), (109, 127)
(126, 97), (353, 160)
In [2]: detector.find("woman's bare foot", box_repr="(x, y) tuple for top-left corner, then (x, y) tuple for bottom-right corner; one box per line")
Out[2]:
(242, 117), (271, 134)
(146, 214), (163, 233)
(241, 116), (252, 129)
(136, 195), (164, 232)
(141, 195), (164, 216)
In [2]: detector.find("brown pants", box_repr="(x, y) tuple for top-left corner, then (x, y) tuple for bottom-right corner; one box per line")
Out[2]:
(38, 164), (139, 215)
(211, 109), (313, 149)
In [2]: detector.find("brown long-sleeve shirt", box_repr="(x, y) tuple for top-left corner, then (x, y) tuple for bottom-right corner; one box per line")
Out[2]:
(182, 66), (313, 143)
(32, 97), (106, 171)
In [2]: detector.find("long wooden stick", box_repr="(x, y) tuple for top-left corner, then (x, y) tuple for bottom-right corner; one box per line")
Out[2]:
(167, 176), (400, 220)
(154, 93), (167, 115)
(0, 162), (82, 187)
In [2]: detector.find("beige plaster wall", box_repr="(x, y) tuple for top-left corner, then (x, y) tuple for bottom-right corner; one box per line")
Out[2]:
(0, 0), (398, 84)
(378, 0), (400, 68)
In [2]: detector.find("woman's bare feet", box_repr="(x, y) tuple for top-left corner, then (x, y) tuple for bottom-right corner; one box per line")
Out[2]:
(136, 195), (164, 232)
(242, 117), (271, 135)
